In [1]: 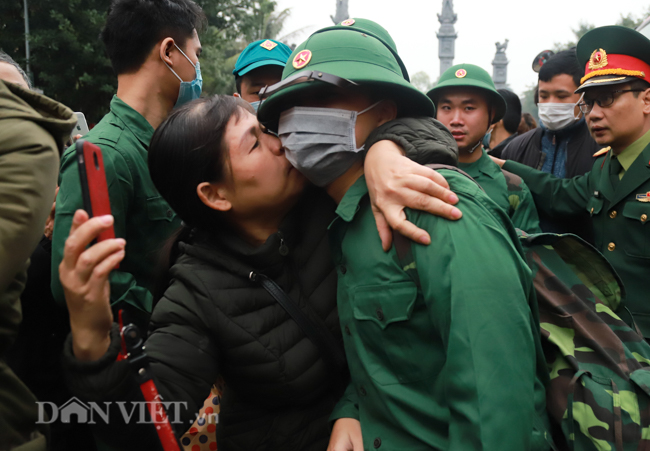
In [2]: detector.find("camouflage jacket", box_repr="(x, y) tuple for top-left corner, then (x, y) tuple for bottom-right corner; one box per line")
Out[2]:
(520, 231), (650, 450)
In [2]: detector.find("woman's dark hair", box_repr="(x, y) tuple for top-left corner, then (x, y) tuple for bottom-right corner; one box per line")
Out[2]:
(149, 94), (253, 231)
(100, 0), (206, 75)
(150, 95), (252, 304)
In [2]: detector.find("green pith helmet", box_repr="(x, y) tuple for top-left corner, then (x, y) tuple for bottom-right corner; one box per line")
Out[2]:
(575, 25), (650, 92)
(315, 18), (410, 81)
(426, 63), (506, 124)
(257, 27), (434, 132)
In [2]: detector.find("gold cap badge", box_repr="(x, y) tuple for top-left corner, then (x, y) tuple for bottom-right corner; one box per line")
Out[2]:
(293, 50), (312, 69)
(588, 48), (608, 70)
(455, 68), (467, 78)
(260, 40), (278, 51)
(341, 19), (355, 26)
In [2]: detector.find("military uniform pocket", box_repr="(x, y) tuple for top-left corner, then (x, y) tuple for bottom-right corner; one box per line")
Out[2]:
(146, 196), (176, 222)
(352, 282), (435, 385)
(621, 202), (650, 258)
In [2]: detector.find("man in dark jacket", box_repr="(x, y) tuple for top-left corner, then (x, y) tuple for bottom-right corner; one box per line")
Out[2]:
(501, 49), (601, 240)
(0, 79), (75, 451)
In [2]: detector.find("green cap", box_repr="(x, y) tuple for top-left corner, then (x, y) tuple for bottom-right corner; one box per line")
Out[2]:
(575, 26), (650, 93)
(427, 63), (506, 124)
(315, 18), (410, 81)
(257, 27), (434, 131)
(233, 39), (292, 77)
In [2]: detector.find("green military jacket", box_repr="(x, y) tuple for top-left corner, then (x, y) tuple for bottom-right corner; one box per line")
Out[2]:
(328, 171), (549, 451)
(503, 141), (650, 337)
(459, 149), (542, 233)
(51, 96), (180, 326)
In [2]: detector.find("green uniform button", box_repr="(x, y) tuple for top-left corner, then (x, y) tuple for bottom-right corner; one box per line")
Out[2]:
(373, 438), (382, 448)
(376, 308), (384, 321)
(166, 209), (173, 218)
(608, 242), (616, 251)
(340, 265), (347, 274)
(642, 214), (648, 223)
(345, 325), (351, 335)
(610, 210), (617, 219)
(359, 386), (367, 396)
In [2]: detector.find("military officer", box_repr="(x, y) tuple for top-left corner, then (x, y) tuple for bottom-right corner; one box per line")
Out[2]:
(492, 26), (650, 337)
(428, 64), (542, 233)
(258, 22), (550, 451)
(232, 39), (292, 107)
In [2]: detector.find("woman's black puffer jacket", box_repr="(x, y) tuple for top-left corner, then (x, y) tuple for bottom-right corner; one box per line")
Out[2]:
(63, 187), (346, 451)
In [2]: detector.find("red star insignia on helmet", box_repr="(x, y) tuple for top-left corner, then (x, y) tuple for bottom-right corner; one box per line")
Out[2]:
(455, 68), (467, 78)
(260, 40), (278, 51)
(341, 19), (355, 26)
(292, 50), (312, 69)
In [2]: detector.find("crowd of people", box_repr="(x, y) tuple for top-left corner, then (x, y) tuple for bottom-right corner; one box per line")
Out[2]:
(2, 1), (650, 450)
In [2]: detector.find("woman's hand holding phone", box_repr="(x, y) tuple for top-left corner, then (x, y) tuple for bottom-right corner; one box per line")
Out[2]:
(59, 209), (126, 361)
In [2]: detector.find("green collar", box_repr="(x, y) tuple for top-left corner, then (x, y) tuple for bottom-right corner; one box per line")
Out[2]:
(110, 95), (155, 148)
(334, 175), (368, 222)
(618, 128), (650, 172)
(458, 149), (497, 179)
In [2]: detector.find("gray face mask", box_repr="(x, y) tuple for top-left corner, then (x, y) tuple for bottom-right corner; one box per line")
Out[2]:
(278, 102), (380, 187)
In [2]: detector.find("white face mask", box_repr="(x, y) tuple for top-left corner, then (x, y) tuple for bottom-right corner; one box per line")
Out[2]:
(537, 94), (584, 131)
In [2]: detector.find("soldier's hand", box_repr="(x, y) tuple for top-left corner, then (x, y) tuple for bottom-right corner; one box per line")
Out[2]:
(59, 209), (125, 361)
(327, 418), (363, 451)
(365, 140), (462, 251)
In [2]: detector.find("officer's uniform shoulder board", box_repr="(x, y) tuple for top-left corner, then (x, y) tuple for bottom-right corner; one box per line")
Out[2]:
(593, 146), (611, 157)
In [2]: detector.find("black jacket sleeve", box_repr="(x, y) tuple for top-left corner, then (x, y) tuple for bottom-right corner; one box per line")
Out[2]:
(62, 272), (221, 450)
(364, 116), (459, 166)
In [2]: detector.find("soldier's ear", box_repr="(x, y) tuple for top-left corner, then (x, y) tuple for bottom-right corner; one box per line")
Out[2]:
(374, 100), (397, 127)
(641, 88), (650, 115)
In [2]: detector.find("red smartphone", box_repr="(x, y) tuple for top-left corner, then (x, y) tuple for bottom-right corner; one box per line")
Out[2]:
(75, 140), (118, 260)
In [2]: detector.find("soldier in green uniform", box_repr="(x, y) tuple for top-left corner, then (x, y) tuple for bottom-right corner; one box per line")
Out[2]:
(51, 0), (205, 329)
(492, 26), (650, 338)
(232, 39), (292, 107)
(258, 23), (550, 451)
(428, 64), (542, 233)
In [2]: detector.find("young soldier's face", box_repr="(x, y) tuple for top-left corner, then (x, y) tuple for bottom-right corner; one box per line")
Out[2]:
(583, 83), (650, 151)
(437, 88), (491, 153)
(297, 87), (394, 148)
(239, 66), (284, 103)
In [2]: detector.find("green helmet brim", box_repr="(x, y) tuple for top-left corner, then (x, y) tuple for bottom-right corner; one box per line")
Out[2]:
(258, 61), (433, 132)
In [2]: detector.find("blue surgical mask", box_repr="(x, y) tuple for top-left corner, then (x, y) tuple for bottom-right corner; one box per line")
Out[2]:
(162, 44), (202, 108)
(249, 100), (261, 112)
(482, 127), (493, 149)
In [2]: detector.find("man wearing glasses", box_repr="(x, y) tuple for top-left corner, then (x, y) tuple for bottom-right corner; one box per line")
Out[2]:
(492, 25), (650, 338)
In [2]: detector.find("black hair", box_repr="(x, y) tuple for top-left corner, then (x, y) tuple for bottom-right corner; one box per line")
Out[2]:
(100, 0), (206, 75)
(148, 95), (253, 232)
(235, 75), (243, 94)
(539, 49), (582, 89)
(0, 50), (31, 89)
(497, 89), (522, 134)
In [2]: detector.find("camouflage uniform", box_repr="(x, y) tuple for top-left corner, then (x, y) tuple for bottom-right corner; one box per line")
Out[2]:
(520, 231), (650, 450)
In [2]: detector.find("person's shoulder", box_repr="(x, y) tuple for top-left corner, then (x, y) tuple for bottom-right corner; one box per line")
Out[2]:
(501, 128), (542, 160)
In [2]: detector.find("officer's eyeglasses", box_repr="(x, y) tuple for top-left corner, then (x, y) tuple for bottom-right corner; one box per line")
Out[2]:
(578, 89), (644, 115)
(258, 70), (358, 101)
